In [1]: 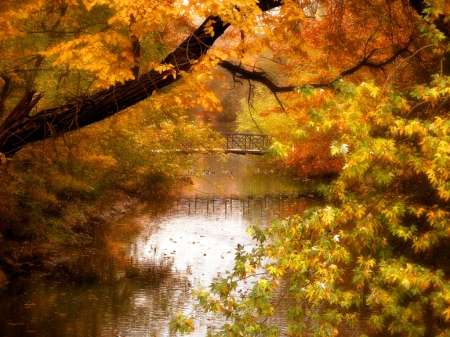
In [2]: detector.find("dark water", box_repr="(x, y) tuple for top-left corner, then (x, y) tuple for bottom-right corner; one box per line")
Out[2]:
(0, 155), (317, 336)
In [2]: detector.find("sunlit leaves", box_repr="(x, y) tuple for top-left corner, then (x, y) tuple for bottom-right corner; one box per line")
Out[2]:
(0, 0), (50, 41)
(3, 0), (450, 336)
(269, 141), (289, 159)
(170, 312), (195, 335)
(189, 56), (450, 337)
(43, 31), (136, 87)
(0, 96), (218, 243)
(330, 142), (348, 156)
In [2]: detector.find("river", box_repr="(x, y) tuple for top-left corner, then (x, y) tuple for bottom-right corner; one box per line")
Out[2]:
(0, 154), (317, 337)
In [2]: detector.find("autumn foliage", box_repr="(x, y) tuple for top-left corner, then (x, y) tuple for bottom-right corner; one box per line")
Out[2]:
(2, 0), (450, 336)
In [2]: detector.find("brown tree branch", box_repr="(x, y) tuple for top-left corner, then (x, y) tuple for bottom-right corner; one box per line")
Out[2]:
(220, 61), (300, 93)
(0, 91), (43, 148)
(219, 40), (413, 94)
(0, 74), (11, 120)
(0, 0), (283, 157)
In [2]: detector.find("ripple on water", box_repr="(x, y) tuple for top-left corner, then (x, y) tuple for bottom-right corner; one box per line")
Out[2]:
(0, 155), (316, 336)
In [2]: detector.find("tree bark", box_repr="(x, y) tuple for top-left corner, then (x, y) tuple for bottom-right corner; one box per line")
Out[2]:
(0, 74), (11, 120)
(0, 0), (445, 157)
(0, 0), (282, 156)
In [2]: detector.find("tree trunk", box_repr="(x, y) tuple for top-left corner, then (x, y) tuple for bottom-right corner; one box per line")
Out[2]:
(0, 0), (282, 156)
(0, 0), (445, 157)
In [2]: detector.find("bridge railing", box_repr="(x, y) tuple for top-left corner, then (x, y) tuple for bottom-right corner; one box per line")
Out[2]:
(176, 132), (270, 155)
(220, 132), (270, 154)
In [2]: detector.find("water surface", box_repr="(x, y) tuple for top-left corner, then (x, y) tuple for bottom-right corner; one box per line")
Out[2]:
(0, 155), (316, 336)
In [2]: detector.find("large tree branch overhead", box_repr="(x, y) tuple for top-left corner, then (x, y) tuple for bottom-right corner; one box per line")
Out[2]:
(219, 39), (413, 93)
(0, 0), (283, 157)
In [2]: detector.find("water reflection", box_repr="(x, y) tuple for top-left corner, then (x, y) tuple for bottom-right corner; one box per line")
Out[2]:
(0, 155), (316, 337)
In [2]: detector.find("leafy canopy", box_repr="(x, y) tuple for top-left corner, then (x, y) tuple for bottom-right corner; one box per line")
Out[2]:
(2, 0), (450, 336)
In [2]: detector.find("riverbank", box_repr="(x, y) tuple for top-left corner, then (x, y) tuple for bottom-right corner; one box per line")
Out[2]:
(0, 195), (144, 289)
(0, 154), (320, 337)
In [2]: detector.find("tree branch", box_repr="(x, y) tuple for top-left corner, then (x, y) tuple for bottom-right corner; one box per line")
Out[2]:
(219, 39), (413, 95)
(0, 75), (11, 120)
(0, 0), (283, 156)
(220, 61), (301, 93)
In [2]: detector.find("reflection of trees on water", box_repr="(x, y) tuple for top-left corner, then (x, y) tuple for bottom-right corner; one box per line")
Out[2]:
(169, 195), (312, 228)
(1, 262), (192, 336)
(0, 246), (192, 337)
(181, 154), (321, 223)
(0, 202), (193, 337)
(184, 154), (316, 197)
(0, 156), (325, 337)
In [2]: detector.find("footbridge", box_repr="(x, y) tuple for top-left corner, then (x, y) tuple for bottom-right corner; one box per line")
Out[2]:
(178, 132), (270, 155)
(220, 132), (270, 155)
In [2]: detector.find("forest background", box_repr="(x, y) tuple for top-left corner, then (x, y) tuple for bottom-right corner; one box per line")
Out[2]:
(1, 0), (450, 336)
